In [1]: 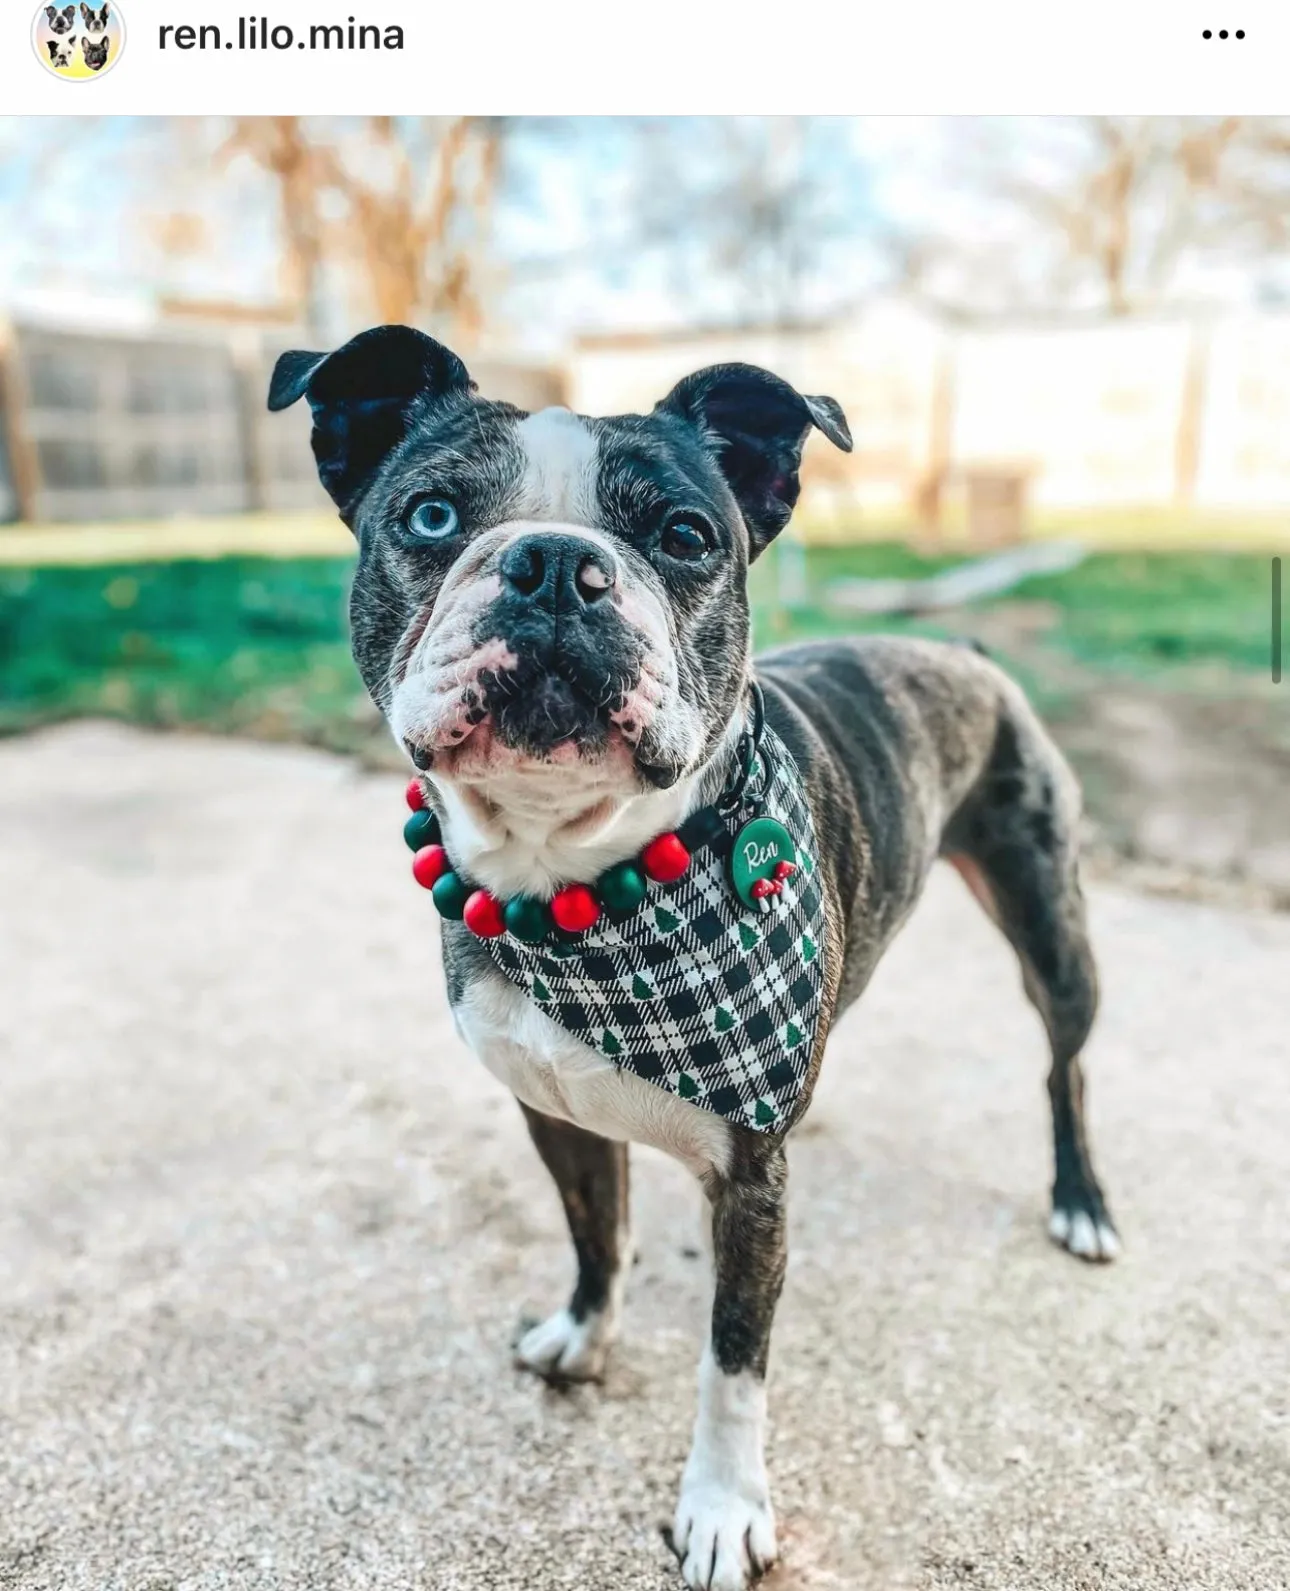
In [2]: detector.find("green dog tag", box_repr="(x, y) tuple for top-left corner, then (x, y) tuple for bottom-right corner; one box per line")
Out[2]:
(728, 816), (797, 909)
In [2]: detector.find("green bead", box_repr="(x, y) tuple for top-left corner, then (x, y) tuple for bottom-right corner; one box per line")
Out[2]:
(504, 895), (549, 944)
(598, 860), (647, 913)
(431, 871), (470, 920)
(403, 808), (441, 852)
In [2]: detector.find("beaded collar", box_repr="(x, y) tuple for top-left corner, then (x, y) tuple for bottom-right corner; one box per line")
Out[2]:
(402, 684), (800, 941)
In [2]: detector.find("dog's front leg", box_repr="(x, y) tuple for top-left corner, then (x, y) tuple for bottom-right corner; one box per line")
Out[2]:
(513, 1102), (631, 1382)
(674, 1137), (786, 1591)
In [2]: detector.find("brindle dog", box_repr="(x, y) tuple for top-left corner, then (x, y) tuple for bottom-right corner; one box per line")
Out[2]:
(270, 326), (1117, 1591)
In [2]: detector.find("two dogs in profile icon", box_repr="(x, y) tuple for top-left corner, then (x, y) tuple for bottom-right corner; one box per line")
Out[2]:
(46, 2), (108, 29)
(43, 2), (111, 70)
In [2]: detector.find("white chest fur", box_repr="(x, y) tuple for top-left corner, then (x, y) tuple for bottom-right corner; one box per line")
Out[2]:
(454, 969), (733, 1181)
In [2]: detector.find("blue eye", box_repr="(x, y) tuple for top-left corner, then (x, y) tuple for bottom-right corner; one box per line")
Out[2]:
(407, 498), (460, 541)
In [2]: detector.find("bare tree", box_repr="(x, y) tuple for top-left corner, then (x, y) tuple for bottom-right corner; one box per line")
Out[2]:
(893, 117), (1290, 318)
(217, 115), (506, 339)
(627, 117), (872, 328)
(215, 118), (331, 330)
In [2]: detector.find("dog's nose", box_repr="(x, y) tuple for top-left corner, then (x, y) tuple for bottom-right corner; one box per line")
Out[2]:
(499, 534), (617, 609)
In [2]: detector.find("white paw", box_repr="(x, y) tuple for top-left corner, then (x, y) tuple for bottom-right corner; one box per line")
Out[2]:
(1049, 1205), (1120, 1262)
(513, 1307), (613, 1381)
(673, 1482), (778, 1591)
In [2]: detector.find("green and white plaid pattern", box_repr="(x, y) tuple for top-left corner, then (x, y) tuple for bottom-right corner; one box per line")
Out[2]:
(485, 727), (825, 1133)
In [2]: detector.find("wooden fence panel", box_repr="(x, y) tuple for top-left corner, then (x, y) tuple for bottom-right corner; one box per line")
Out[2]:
(12, 327), (253, 522)
(0, 322), (569, 526)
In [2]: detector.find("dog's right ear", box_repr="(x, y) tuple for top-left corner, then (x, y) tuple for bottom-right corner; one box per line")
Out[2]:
(268, 325), (473, 525)
(45, 6), (56, 20)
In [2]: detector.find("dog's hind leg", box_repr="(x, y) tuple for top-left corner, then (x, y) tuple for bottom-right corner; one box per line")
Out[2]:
(513, 1103), (631, 1381)
(945, 697), (1119, 1263)
(673, 1135), (784, 1591)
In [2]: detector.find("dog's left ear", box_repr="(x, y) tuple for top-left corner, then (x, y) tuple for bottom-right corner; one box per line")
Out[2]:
(656, 362), (852, 560)
(267, 324), (473, 525)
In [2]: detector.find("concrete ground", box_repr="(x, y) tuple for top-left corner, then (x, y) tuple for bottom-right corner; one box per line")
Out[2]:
(2, 722), (1287, 1591)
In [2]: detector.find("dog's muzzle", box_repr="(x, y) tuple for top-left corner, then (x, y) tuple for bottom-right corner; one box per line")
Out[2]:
(482, 531), (643, 755)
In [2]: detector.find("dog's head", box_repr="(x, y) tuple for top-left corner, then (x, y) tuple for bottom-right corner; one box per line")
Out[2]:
(46, 4), (76, 33)
(47, 35), (74, 64)
(81, 32), (108, 65)
(269, 325), (850, 826)
(80, 1), (108, 32)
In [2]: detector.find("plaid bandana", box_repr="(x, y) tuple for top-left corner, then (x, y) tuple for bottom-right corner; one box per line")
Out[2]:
(484, 726), (825, 1133)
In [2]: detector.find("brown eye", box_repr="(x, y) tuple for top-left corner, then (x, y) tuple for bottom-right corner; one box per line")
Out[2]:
(661, 517), (712, 561)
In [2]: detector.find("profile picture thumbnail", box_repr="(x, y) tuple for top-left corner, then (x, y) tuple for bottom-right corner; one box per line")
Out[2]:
(32, 2), (125, 80)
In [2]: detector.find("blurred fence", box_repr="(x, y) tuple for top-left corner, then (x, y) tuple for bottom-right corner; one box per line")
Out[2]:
(571, 304), (1290, 536)
(0, 322), (565, 525)
(6, 306), (1289, 539)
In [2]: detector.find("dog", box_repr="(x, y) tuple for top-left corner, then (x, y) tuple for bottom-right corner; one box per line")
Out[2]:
(45, 4), (76, 33)
(270, 325), (1118, 1591)
(80, 1), (109, 33)
(46, 35), (75, 66)
(81, 33), (109, 68)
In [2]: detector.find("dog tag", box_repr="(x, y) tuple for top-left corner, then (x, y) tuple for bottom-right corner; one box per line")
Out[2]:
(729, 817), (797, 911)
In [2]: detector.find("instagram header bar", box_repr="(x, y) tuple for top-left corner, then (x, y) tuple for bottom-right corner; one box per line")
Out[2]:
(3, 0), (1285, 114)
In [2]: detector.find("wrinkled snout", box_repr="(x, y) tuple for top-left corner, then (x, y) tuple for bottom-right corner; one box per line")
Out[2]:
(390, 523), (668, 777)
(486, 530), (639, 755)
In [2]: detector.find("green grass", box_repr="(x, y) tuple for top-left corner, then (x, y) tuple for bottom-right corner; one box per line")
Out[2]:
(0, 558), (369, 748)
(752, 543), (1274, 679)
(0, 546), (1275, 750)
(995, 550), (1275, 675)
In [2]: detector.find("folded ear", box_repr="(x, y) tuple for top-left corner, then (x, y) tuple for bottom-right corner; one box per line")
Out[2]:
(656, 363), (852, 559)
(267, 324), (473, 524)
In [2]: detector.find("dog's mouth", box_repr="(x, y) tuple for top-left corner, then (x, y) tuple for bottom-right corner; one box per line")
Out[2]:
(407, 660), (680, 791)
(488, 664), (601, 754)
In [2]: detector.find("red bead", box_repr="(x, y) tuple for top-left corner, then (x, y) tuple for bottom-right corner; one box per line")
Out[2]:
(411, 844), (449, 889)
(640, 832), (690, 883)
(463, 890), (507, 938)
(550, 883), (601, 934)
(773, 860), (796, 881)
(406, 777), (426, 812)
